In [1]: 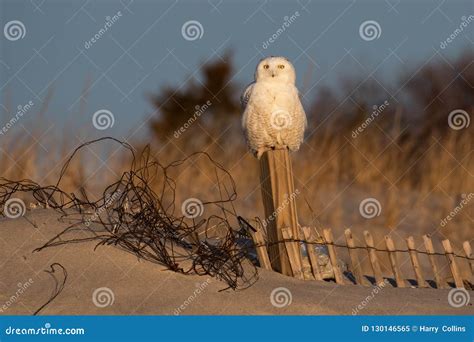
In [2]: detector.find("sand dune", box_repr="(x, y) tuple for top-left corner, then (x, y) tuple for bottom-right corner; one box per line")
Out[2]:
(0, 209), (471, 315)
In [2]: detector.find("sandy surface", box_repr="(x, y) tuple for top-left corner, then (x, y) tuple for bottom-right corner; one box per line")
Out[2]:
(0, 209), (472, 315)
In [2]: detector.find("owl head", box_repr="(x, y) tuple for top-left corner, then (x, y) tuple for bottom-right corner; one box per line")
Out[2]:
(255, 56), (296, 84)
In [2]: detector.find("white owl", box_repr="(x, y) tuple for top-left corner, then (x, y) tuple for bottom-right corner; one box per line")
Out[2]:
(241, 56), (307, 159)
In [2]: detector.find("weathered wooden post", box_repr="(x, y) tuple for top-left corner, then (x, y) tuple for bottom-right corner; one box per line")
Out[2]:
(442, 239), (464, 288)
(259, 148), (302, 276)
(422, 234), (445, 288)
(363, 230), (384, 285)
(406, 236), (428, 288)
(384, 235), (406, 288)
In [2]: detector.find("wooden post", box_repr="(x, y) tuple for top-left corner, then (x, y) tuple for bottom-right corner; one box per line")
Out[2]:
(259, 149), (301, 276)
(344, 229), (364, 285)
(422, 235), (445, 288)
(249, 229), (272, 270)
(302, 227), (323, 280)
(281, 227), (304, 279)
(384, 236), (406, 288)
(322, 228), (345, 284)
(363, 230), (384, 286)
(406, 236), (428, 288)
(298, 228), (315, 280)
(462, 241), (474, 276)
(442, 239), (464, 288)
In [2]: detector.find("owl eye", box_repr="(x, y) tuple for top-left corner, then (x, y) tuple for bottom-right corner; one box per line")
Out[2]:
(278, 64), (285, 69)
(263, 64), (269, 69)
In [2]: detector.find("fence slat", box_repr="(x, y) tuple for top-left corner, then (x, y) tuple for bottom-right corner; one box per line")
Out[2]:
(384, 236), (406, 288)
(462, 241), (474, 276)
(363, 230), (384, 285)
(406, 236), (428, 288)
(442, 239), (464, 288)
(344, 229), (365, 285)
(322, 228), (345, 284)
(302, 227), (323, 280)
(281, 227), (304, 279)
(250, 229), (272, 270)
(298, 228), (314, 280)
(422, 235), (445, 288)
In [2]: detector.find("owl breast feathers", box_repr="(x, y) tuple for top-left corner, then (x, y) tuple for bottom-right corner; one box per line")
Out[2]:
(241, 56), (307, 159)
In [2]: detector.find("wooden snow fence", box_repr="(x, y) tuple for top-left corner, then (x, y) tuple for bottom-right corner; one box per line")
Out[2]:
(253, 149), (473, 289)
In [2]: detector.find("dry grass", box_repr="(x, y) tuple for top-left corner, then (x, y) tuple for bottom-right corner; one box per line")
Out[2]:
(1, 51), (472, 257)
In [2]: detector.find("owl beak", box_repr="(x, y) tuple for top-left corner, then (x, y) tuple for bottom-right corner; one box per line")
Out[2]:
(271, 72), (275, 78)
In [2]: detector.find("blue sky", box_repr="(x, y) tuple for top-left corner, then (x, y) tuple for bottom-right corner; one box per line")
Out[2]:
(0, 0), (472, 141)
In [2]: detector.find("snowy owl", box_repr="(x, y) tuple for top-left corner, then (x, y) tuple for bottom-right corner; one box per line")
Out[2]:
(241, 56), (307, 159)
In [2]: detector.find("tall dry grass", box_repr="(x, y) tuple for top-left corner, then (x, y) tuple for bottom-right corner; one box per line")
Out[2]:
(1, 51), (472, 255)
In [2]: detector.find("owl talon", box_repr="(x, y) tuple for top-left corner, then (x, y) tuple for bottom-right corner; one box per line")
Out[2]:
(256, 148), (267, 159)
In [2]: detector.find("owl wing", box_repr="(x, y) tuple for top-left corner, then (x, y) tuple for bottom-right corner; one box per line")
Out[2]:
(297, 90), (308, 129)
(241, 82), (255, 131)
(240, 82), (255, 110)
